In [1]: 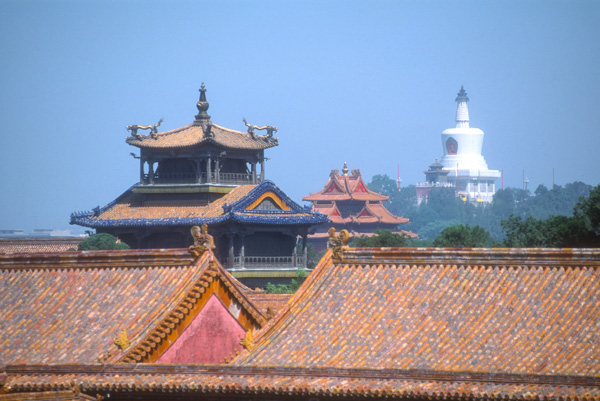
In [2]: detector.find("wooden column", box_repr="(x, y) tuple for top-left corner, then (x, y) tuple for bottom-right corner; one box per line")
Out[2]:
(240, 234), (245, 269)
(148, 161), (154, 184)
(227, 234), (234, 269)
(140, 158), (145, 184)
(302, 234), (308, 269)
(260, 160), (265, 182)
(207, 155), (212, 183)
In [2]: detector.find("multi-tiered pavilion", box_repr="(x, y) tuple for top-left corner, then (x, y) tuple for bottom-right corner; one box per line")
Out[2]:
(303, 163), (411, 249)
(71, 85), (328, 279)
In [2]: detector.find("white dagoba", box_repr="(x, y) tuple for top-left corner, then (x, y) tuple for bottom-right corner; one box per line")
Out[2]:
(439, 86), (500, 203)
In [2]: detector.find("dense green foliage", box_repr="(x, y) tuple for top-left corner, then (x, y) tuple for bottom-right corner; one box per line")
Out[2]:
(77, 233), (130, 251)
(351, 230), (411, 247)
(501, 185), (600, 247)
(264, 268), (308, 294)
(433, 224), (498, 248)
(367, 174), (593, 242)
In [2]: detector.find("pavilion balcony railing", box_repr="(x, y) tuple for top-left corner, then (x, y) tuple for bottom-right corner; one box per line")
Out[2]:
(143, 172), (256, 185)
(218, 173), (254, 185)
(416, 182), (455, 188)
(233, 255), (305, 269)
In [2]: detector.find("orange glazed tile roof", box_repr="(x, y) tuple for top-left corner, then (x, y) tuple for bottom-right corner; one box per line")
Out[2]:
(303, 166), (408, 227)
(3, 248), (600, 401)
(126, 123), (278, 150)
(0, 238), (82, 254)
(95, 185), (254, 221)
(303, 167), (388, 202)
(236, 248), (600, 377)
(0, 248), (265, 367)
(244, 292), (293, 316)
(71, 180), (328, 229)
(3, 364), (600, 400)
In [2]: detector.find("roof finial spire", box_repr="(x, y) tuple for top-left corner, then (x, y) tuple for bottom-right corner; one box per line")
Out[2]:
(454, 85), (470, 128)
(342, 162), (349, 176)
(455, 85), (469, 103)
(194, 83), (211, 125)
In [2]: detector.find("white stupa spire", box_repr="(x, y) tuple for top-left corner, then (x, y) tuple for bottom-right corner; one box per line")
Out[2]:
(438, 86), (500, 203)
(455, 86), (470, 128)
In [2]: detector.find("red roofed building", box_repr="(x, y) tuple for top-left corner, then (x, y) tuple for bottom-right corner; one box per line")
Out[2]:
(303, 163), (412, 248)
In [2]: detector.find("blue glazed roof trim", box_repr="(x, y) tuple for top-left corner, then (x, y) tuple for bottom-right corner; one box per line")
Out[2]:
(70, 181), (329, 229)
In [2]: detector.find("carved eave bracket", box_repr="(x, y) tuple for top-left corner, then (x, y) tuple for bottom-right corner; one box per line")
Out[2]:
(188, 224), (215, 259)
(328, 227), (350, 260)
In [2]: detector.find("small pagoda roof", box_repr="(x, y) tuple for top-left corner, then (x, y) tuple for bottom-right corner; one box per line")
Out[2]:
(0, 248), (266, 366)
(302, 164), (388, 202)
(427, 158), (446, 170)
(70, 180), (329, 229)
(312, 202), (408, 225)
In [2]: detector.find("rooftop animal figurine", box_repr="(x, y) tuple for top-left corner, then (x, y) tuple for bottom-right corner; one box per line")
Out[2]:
(127, 118), (163, 139)
(328, 227), (350, 260)
(242, 118), (277, 139)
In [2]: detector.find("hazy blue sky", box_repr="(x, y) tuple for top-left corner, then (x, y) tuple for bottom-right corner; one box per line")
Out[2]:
(1, 0), (599, 233)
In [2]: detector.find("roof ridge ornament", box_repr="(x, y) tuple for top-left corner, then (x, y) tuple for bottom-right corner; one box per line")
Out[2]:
(188, 224), (215, 259)
(342, 162), (349, 176)
(194, 83), (211, 127)
(328, 227), (350, 260)
(242, 118), (278, 139)
(126, 118), (163, 140)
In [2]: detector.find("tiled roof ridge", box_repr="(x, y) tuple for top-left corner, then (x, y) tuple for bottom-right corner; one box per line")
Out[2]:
(4, 365), (600, 401)
(358, 202), (381, 222)
(119, 251), (217, 363)
(0, 237), (83, 244)
(125, 121), (278, 150)
(128, 123), (196, 141)
(213, 262), (268, 326)
(234, 250), (335, 364)
(303, 174), (389, 202)
(118, 251), (267, 363)
(0, 249), (193, 270)
(360, 202), (409, 223)
(5, 364), (600, 387)
(70, 185), (136, 224)
(340, 247), (600, 266)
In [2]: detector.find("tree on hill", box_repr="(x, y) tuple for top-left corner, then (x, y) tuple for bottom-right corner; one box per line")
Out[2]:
(501, 184), (600, 248)
(351, 230), (411, 247)
(433, 225), (498, 248)
(575, 184), (600, 236)
(78, 233), (130, 251)
(367, 174), (417, 217)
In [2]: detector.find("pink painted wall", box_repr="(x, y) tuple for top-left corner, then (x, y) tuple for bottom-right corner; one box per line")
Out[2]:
(156, 294), (246, 364)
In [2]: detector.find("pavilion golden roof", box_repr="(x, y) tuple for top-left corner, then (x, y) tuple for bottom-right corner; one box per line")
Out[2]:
(126, 123), (279, 150)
